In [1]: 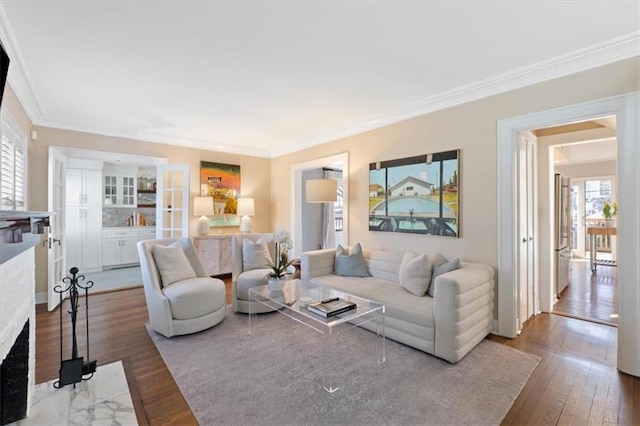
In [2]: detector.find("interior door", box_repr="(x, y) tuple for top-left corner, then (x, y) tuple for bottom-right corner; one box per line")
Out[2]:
(47, 147), (67, 311)
(516, 133), (536, 330)
(156, 164), (189, 238)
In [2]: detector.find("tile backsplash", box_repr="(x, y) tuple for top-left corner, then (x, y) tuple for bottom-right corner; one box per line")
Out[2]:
(103, 207), (156, 227)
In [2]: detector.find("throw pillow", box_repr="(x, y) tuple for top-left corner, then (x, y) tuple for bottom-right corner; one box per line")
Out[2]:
(151, 241), (197, 287)
(427, 254), (461, 297)
(334, 243), (369, 277)
(399, 250), (433, 296)
(242, 238), (273, 271)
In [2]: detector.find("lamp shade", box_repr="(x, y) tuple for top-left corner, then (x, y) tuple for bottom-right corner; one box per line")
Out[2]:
(236, 198), (255, 216)
(193, 197), (214, 216)
(306, 179), (338, 203)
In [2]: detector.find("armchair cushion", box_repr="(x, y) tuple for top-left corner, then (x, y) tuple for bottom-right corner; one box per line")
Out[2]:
(242, 238), (273, 271)
(427, 255), (460, 297)
(235, 268), (270, 300)
(152, 241), (197, 287)
(162, 277), (226, 320)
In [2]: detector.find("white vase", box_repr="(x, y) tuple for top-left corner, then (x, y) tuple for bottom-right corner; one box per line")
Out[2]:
(268, 277), (286, 291)
(605, 218), (616, 228)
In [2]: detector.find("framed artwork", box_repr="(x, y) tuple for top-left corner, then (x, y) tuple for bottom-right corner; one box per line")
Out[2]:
(200, 161), (241, 227)
(369, 149), (460, 237)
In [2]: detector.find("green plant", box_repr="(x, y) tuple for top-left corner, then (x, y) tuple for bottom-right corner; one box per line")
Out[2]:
(603, 201), (618, 219)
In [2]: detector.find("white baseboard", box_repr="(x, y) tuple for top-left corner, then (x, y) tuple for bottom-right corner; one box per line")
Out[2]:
(35, 292), (47, 305)
(491, 319), (499, 335)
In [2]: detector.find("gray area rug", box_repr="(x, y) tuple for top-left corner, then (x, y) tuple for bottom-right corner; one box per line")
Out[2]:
(149, 310), (539, 426)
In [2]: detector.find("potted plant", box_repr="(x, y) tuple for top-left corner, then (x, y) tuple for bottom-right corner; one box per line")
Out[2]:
(603, 201), (617, 227)
(265, 230), (294, 291)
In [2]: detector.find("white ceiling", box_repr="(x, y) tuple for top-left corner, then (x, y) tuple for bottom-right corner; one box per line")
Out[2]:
(1, 1), (638, 158)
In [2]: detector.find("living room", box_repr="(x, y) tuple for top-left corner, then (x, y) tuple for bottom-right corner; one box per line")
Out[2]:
(1, 2), (639, 425)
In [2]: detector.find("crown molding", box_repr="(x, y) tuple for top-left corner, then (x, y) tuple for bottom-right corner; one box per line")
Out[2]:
(272, 32), (640, 158)
(0, 3), (44, 122)
(34, 117), (272, 158)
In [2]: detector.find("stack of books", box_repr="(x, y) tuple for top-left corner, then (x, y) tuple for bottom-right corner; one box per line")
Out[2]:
(306, 297), (356, 318)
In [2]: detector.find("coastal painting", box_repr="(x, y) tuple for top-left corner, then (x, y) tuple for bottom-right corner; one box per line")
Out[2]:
(369, 150), (460, 237)
(200, 161), (241, 227)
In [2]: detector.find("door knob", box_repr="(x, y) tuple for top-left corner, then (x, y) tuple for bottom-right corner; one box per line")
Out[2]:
(522, 238), (527, 243)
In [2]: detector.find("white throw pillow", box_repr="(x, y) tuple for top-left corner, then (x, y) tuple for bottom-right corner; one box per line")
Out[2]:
(399, 250), (433, 296)
(242, 238), (273, 271)
(151, 241), (197, 287)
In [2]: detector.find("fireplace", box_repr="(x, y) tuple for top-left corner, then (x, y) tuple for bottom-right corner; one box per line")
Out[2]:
(0, 321), (29, 425)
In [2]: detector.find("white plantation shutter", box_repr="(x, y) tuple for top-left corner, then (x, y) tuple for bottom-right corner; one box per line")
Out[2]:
(0, 111), (27, 211)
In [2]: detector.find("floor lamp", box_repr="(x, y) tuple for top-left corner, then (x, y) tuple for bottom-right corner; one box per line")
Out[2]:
(306, 179), (337, 249)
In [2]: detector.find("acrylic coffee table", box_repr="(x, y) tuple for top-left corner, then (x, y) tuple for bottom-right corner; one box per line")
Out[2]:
(248, 279), (386, 393)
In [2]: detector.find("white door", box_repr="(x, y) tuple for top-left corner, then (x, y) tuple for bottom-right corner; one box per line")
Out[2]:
(156, 164), (189, 238)
(47, 147), (67, 311)
(516, 133), (537, 330)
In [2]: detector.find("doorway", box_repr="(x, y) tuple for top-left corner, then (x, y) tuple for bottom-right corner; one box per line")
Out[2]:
(497, 92), (640, 377)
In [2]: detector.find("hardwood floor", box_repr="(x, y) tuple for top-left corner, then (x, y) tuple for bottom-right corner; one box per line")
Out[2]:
(553, 260), (618, 326)
(35, 277), (639, 425)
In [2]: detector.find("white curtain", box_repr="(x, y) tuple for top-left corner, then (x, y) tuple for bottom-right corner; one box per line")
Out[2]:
(321, 169), (340, 249)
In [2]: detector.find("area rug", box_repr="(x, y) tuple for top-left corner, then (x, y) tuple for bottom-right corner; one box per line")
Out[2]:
(149, 311), (539, 426)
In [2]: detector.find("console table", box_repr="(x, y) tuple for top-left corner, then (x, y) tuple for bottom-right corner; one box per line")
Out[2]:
(587, 227), (617, 273)
(192, 234), (234, 276)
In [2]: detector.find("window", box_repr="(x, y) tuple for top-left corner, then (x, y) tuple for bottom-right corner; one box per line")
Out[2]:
(0, 112), (27, 211)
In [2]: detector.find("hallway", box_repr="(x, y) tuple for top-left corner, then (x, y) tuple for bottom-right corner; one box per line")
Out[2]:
(553, 259), (617, 326)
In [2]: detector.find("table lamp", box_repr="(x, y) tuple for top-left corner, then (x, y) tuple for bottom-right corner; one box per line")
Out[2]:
(193, 197), (214, 236)
(237, 198), (255, 233)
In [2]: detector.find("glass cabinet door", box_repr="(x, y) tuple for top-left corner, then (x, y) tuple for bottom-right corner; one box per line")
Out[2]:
(104, 175), (117, 205)
(122, 176), (135, 206)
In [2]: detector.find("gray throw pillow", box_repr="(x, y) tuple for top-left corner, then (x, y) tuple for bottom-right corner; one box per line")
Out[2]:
(427, 254), (460, 297)
(151, 241), (197, 287)
(242, 238), (273, 271)
(334, 243), (369, 277)
(399, 250), (433, 296)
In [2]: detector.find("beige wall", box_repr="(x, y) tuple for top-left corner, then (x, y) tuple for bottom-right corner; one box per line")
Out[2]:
(270, 58), (640, 269)
(3, 86), (271, 295)
(555, 160), (617, 179)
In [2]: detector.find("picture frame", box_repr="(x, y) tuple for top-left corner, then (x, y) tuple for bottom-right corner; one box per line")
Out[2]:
(369, 149), (460, 237)
(200, 161), (241, 227)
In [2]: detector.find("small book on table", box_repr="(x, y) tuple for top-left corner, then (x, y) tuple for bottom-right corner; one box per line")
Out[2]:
(306, 297), (356, 318)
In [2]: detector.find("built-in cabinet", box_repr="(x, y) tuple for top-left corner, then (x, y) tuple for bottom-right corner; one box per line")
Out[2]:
(103, 164), (137, 207)
(65, 162), (103, 272)
(102, 227), (156, 268)
(192, 235), (234, 276)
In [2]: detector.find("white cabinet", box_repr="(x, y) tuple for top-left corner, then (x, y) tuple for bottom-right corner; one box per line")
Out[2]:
(192, 235), (233, 276)
(103, 164), (137, 207)
(65, 164), (103, 272)
(102, 227), (156, 268)
(102, 228), (139, 267)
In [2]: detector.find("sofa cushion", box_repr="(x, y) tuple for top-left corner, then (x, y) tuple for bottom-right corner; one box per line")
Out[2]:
(162, 277), (226, 320)
(243, 238), (273, 271)
(334, 243), (369, 277)
(236, 268), (270, 300)
(399, 250), (433, 296)
(151, 241), (197, 287)
(427, 255), (461, 297)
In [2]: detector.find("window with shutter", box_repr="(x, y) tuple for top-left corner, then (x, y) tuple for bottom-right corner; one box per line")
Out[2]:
(0, 111), (27, 211)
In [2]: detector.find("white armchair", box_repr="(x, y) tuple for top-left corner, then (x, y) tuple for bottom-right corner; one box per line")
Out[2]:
(137, 238), (226, 337)
(231, 233), (278, 313)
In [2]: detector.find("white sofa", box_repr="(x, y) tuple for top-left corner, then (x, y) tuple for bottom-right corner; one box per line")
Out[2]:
(301, 247), (494, 363)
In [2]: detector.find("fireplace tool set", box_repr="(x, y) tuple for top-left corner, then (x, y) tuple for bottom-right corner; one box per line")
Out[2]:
(53, 267), (97, 388)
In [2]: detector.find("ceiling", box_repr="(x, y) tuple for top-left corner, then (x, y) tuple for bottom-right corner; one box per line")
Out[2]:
(1, 2), (638, 158)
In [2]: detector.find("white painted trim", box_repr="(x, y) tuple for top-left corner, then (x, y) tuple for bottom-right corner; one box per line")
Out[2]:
(290, 153), (349, 259)
(497, 92), (640, 377)
(35, 292), (47, 305)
